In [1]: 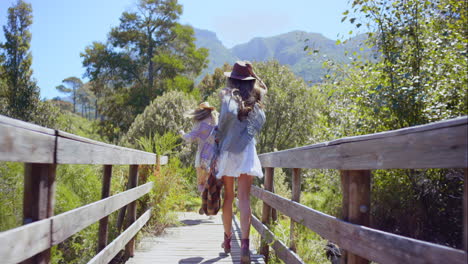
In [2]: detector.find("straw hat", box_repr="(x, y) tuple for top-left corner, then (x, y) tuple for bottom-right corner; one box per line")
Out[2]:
(199, 102), (215, 110)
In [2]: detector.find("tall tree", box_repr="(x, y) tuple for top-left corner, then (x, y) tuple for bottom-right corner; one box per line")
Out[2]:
(56, 77), (83, 113)
(81, 0), (208, 139)
(1, 0), (39, 121)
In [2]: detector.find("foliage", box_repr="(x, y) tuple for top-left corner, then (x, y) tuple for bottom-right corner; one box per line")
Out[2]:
(309, 0), (468, 250)
(0, 162), (24, 232)
(123, 90), (197, 146)
(253, 61), (327, 154)
(81, 0), (208, 139)
(135, 132), (198, 234)
(196, 62), (231, 100)
(54, 111), (103, 141)
(337, 0), (467, 130)
(51, 164), (102, 264)
(1, 0), (39, 122)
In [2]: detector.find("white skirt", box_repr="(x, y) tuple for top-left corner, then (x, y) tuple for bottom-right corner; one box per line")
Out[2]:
(216, 140), (263, 179)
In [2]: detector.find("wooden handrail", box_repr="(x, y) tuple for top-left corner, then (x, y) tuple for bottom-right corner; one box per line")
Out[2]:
(0, 114), (157, 164)
(258, 116), (467, 169)
(254, 116), (468, 264)
(0, 115), (167, 264)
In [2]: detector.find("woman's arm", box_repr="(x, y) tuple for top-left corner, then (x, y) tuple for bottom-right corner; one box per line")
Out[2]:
(181, 122), (201, 143)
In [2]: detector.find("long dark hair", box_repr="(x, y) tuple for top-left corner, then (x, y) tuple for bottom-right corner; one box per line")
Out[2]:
(227, 78), (264, 121)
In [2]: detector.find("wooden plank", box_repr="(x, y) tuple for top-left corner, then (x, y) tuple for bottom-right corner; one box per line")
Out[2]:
(125, 165), (139, 257)
(87, 209), (151, 264)
(0, 122), (55, 163)
(98, 165), (112, 252)
(126, 212), (264, 264)
(289, 168), (301, 252)
(51, 182), (153, 245)
(251, 186), (467, 264)
(0, 115), (56, 135)
(0, 219), (51, 264)
(344, 170), (371, 264)
(56, 132), (156, 165)
(251, 214), (304, 264)
(22, 163), (56, 264)
(260, 167), (274, 261)
(259, 117), (467, 169)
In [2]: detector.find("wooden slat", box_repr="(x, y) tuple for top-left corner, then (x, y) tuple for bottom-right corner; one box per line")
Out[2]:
(251, 214), (304, 264)
(0, 119), (55, 163)
(259, 117), (467, 169)
(0, 219), (51, 264)
(51, 182), (153, 245)
(56, 131), (156, 165)
(251, 186), (467, 264)
(87, 209), (151, 264)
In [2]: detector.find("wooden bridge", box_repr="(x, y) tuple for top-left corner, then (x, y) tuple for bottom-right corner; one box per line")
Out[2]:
(0, 114), (467, 264)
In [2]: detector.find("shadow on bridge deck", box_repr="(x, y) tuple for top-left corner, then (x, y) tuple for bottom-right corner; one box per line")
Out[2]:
(125, 212), (265, 264)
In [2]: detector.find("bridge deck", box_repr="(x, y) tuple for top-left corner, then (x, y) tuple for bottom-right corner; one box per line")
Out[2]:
(126, 212), (265, 264)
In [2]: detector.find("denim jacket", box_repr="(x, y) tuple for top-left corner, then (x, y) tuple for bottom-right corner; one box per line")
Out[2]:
(215, 92), (266, 154)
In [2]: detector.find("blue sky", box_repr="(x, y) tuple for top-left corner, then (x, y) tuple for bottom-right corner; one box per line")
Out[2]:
(0, 0), (357, 99)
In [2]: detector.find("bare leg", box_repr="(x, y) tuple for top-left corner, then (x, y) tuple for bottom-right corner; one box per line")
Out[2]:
(222, 176), (235, 236)
(237, 173), (253, 239)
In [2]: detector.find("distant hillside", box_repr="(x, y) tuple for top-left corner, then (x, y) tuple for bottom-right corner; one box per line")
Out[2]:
(194, 28), (369, 83)
(193, 28), (237, 77)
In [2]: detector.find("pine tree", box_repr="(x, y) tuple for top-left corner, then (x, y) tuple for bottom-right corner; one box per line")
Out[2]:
(1, 0), (39, 121)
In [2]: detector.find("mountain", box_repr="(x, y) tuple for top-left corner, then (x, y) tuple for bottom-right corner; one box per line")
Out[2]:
(193, 28), (237, 77)
(193, 28), (369, 83)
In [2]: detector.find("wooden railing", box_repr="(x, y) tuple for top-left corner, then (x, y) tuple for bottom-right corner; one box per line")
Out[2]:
(252, 116), (468, 264)
(0, 115), (168, 264)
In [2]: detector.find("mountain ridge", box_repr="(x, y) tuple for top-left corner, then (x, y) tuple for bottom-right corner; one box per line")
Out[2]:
(193, 28), (368, 83)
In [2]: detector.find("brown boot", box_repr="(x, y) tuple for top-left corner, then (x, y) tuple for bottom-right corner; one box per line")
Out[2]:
(221, 232), (231, 254)
(241, 239), (251, 263)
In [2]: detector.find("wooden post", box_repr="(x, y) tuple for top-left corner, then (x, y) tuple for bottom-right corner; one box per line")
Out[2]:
(260, 167), (274, 263)
(22, 163), (56, 264)
(340, 170), (371, 264)
(125, 165), (139, 258)
(463, 168), (467, 252)
(154, 155), (161, 177)
(340, 171), (350, 264)
(98, 165), (112, 252)
(289, 168), (301, 252)
(271, 183), (278, 222)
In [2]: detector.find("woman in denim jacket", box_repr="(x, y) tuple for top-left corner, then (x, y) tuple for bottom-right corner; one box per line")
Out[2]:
(216, 61), (267, 263)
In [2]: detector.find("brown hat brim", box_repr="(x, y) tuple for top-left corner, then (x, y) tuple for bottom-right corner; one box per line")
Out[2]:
(224, 72), (256, 80)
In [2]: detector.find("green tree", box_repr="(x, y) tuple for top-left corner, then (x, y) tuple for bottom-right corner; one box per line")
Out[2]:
(56, 77), (83, 113)
(252, 61), (326, 154)
(1, 0), (39, 121)
(312, 0), (468, 249)
(339, 0), (467, 130)
(81, 0), (208, 139)
(197, 63), (231, 100)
